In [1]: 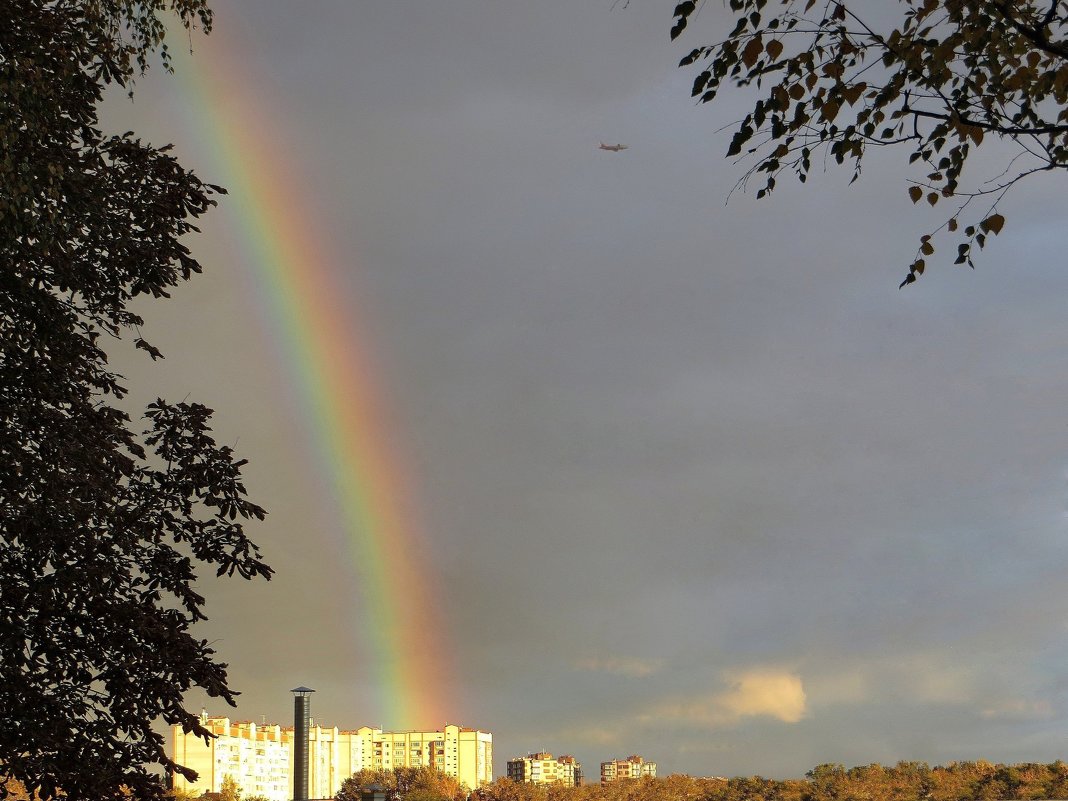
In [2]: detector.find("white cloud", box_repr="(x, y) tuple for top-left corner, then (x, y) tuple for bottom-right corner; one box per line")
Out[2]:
(646, 667), (807, 727)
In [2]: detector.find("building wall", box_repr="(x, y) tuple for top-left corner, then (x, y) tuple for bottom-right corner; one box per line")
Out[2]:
(558, 756), (583, 787)
(173, 717), (493, 801)
(343, 724), (491, 788)
(172, 718), (290, 801)
(306, 723), (340, 800)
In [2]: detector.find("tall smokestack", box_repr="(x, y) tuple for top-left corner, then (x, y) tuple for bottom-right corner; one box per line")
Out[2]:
(291, 686), (315, 801)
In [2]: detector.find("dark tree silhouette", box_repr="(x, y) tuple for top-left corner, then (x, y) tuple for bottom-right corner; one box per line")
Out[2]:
(1, 2), (271, 799)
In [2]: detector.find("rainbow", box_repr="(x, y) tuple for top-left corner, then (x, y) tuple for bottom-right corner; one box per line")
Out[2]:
(165, 18), (451, 729)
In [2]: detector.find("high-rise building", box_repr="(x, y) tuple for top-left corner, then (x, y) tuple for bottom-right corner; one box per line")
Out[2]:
(506, 753), (581, 787)
(600, 755), (656, 784)
(171, 714), (493, 801)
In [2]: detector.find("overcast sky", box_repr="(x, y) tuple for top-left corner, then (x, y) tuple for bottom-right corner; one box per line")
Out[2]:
(100, 0), (1068, 780)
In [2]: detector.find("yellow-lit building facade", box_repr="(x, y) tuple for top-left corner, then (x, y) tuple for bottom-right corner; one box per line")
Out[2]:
(600, 755), (656, 784)
(171, 718), (290, 801)
(506, 753), (581, 787)
(172, 716), (492, 801)
(336, 724), (493, 792)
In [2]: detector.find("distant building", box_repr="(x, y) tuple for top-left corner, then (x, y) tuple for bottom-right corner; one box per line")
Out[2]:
(558, 755), (584, 786)
(172, 714), (493, 801)
(506, 753), (581, 787)
(600, 755), (656, 784)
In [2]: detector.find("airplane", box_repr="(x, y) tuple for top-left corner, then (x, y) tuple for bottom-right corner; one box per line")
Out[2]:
(598, 142), (629, 152)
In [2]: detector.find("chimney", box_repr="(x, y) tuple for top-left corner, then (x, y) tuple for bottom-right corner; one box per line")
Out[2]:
(291, 687), (315, 801)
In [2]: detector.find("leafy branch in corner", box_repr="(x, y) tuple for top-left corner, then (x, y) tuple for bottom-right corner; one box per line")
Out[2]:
(671, 0), (1068, 285)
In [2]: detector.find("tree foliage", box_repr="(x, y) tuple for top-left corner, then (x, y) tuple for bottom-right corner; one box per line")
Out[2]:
(331, 762), (1068, 801)
(1, 2), (271, 800)
(671, 0), (1068, 285)
(463, 761), (1068, 801)
(219, 776), (241, 801)
(337, 768), (466, 801)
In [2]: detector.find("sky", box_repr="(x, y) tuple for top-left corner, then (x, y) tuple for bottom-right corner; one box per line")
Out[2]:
(99, 0), (1068, 781)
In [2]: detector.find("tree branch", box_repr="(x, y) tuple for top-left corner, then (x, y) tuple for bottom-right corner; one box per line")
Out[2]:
(988, 0), (1068, 61)
(907, 106), (1068, 136)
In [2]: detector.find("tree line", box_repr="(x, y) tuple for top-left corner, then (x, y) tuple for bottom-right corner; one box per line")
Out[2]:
(335, 761), (1068, 801)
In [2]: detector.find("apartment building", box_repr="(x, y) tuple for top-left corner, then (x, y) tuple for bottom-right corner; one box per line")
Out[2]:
(337, 724), (493, 792)
(171, 715), (493, 801)
(506, 753), (582, 787)
(171, 718), (290, 801)
(558, 755), (583, 787)
(600, 755), (656, 784)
